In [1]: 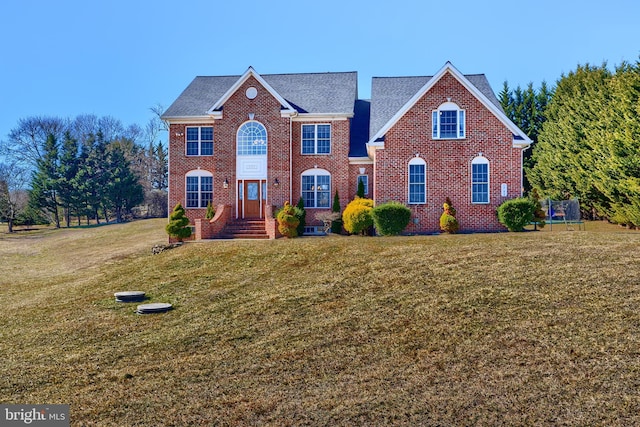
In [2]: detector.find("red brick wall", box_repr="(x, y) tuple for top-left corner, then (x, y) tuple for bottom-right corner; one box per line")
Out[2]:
(168, 76), (354, 230)
(374, 72), (523, 233)
(290, 119), (351, 226)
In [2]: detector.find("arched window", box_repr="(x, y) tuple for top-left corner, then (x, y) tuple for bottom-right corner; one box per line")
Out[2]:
(408, 157), (426, 204)
(237, 121), (267, 155)
(301, 169), (331, 208)
(471, 156), (489, 204)
(185, 170), (213, 208)
(432, 101), (465, 139)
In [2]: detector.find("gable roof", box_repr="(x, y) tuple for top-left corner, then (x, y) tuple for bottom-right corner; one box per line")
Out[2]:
(367, 62), (531, 148)
(162, 69), (358, 119)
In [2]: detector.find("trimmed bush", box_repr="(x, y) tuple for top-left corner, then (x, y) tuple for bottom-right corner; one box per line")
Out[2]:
(371, 201), (411, 236)
(497, 197), (536, 231)
(205, 202), (215, 220)
(439, 197), (459, 233)
(331, 190), (342, 234)
(295, 197), (306, 236)
(166, 203), (191, 241)
(276, 201), (300, 238)
(342, 197), (373, 235)
(356, 179), (366, 198)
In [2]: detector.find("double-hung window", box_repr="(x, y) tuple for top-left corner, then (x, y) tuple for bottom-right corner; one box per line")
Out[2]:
(471, 156), (489, 203)
(302, 124), (331, 154)
(408, 158), (426, 204)
(186, 126), (214, 156)
(186, 171), (213, 208)
(301, 170), (331, 208)
(432, 102), (465, 139)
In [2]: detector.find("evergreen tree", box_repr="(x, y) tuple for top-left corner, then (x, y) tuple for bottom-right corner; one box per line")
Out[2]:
(166, 203), (191, 241)
(29, 134), (60, 227)
(295, 197), (306, 236)
(331, 190), (342, 234)
(357, 178), (365, 198)
(528, 63), (612, 217)
(500, 80), (554, 192)
(589, 61), (640, 225)
(57, 131), (80, 227)
(105, 145), (144, 223)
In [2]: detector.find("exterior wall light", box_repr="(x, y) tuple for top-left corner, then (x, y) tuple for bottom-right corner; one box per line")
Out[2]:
(223, 178), (229, 189)
(274, 178), (279, 187)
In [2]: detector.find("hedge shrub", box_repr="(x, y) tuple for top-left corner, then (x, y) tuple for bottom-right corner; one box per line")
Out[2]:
(371, 201), (411, 236)
(497, 197), (536, 231)
(342, 197), (373, 235)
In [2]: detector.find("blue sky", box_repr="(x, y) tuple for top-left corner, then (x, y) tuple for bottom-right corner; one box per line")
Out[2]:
(1, 0), (638, 146)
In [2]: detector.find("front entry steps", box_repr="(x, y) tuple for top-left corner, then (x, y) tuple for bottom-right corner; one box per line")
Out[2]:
(220, 219), (269, 239)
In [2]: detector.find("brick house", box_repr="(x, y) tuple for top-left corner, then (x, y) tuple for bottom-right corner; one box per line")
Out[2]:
(162, 62), (531, 239)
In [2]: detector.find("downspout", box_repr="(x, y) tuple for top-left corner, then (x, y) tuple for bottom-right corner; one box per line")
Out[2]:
(289, 112), (298, 203)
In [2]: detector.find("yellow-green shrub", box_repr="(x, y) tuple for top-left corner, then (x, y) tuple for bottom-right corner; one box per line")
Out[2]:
(439, 197), (459, 233)
(276, 201), (300, 238)
(342, 197), (373, 235)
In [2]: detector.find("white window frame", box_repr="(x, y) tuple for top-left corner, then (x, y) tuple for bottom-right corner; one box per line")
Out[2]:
(301, 124), (331, 155)
(432, 101), (465, 139)
(471, 156), (490, 204)
(408, 158), (426, 204)
(185, 170), (213, 208)
(185, 126), (214, 156)
(301, 169), (331, 208)
(357, 174), (369, 196)
(237, 121), (267, 156)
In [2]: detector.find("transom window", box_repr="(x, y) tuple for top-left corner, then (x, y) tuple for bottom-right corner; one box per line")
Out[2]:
(408, 158), (426, 204)
(237, 121), (267, 155)
(472, 156), (489, 204)
(186, 126), (214, 156)
(301, 169), (331, 208)
(302, 124), (331, 154)
(185, 170), (213, 208)
(432, 102), (465, 139)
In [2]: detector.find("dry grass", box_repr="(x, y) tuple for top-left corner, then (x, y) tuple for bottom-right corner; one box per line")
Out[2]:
(1, 220), (640, 426)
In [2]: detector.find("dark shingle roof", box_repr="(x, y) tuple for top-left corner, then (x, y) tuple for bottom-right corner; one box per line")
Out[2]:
(162, 72), (358, 118)
(369, 73), (504, 138)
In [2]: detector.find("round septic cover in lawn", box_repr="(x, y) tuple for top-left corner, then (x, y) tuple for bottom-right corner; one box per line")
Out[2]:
(114, 291), (146, 303)
(136, 302), (172, 314)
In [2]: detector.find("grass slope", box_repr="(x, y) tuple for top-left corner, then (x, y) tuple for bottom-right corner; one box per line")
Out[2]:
(1, 219), (640, 426)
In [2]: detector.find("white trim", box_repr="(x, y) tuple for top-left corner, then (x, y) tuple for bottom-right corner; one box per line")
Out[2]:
(164, 116), (214, 124)
(185, 126), (214, 157)
(432, 102), (466, 140)
(185, 170), (214, 209)
(292, 113), (352, 122)
(408, 157), (427, 205)
(471, 156), (490, 204)
(301, 123), (332, 155)
(348, 157), (374, 164)
(301, 169), (331, 209)
(207, 66), (297, 117)
(367, 62), (532, 147)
